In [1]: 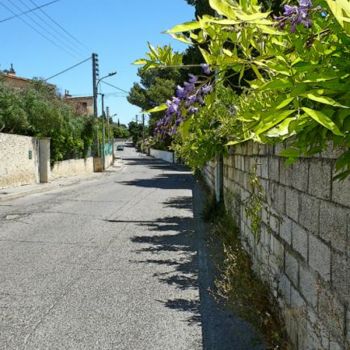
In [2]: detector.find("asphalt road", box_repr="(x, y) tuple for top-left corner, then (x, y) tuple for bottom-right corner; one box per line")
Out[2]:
(0, 146), (263, 350)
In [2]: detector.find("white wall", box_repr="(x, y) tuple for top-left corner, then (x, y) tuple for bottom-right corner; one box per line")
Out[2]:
(0, 133), (40, 188)
(150, 149), (174, 163)
(50, 157), (94, 180)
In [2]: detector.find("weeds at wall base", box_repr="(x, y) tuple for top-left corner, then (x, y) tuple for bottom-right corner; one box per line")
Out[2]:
(202, 195), (289, 349)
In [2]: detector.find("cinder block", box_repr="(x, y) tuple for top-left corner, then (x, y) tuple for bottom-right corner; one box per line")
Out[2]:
(285, 250), (299, 287)
(309, 234), (331, 281)
(319, 201), (348, 252)
(260, 157), (269, 179)
(286, 188), (299, 222)
(249, 157), (258, 174)
(299, 264), (318, 308)
(292, 222), (308, 261)
(329, 340), (343, 350)
(270, 182), (286, 215)
(278, 273), (291, 306)
(280, 216), (292, 245)
(308, 160), (332, 200)
(258, 144), (268, 155)
(290, 161), (309, 192)
(291, 285), (306, 312)
(318, 287), (346, 342)
(269, 214), (280, 234)
(252, 142), (259, 155)
(331, 251), (350, 304)
(305, 309), (330, 350)
(332, 175), (350, 208)
(347, 309), (350, 345)
(268, 157), (280, 183)
(244, 156), (251, 173)
(260, 224), (270, 250)
(299, 195), (320, 235)
(271, 234), (284, 260)
(279, 159), (289, 185)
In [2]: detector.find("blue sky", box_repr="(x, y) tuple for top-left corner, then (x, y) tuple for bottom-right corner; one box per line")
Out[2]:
(0, 0), (194, 125)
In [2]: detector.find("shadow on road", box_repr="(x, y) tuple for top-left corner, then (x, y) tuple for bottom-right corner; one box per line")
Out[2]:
(117, 155), (264, 349)
(130, 214), (201, 326)
(120, 173), (193, 190)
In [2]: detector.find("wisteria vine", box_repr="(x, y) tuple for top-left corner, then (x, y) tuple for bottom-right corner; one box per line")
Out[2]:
(155, 64), (213, 138)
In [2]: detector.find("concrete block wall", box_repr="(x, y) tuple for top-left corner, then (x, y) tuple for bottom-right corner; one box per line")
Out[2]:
(203, 159), (217, 193)
(50, 157), (94, 180)
(207, 141), (350, 350)
(0, 132), (39, 188)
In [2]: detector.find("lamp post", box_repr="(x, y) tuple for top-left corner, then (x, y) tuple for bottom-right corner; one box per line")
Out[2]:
(96, 72), (117, 169)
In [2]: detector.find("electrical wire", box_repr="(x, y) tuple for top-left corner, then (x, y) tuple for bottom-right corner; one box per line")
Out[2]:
(20, 0), (85, 55)
(28, 0), (90, 52)
(101, 81), (129, 94)
(6, 0), (80, 58)
(0, 1), (78, 58)
(0, 0), (59, 23)
(45, 57), (91, 81)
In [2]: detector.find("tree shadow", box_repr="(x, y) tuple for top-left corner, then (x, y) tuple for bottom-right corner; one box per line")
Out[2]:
(163, 196), (193, 211)
(120, 173), (194, 190)
(122, 156), (190, 172)
(129, 214), (201, 326)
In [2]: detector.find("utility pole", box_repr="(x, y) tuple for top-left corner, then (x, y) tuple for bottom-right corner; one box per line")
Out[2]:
(142, 113), (145, 153)
(136, 115), (139, 124)
(101, 93), (105, 169)
(92, 53), (100, 157)
(92, 53), (99, 118)
(106, 106), (110, 143)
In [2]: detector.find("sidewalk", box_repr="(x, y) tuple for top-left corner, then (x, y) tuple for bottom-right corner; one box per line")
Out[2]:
(0, 159), (123, 202)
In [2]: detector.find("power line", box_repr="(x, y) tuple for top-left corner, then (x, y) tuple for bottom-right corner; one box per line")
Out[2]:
(0, 1), (78, 58)
(0, 0), (59, 23)
(14, 0), (83, 57)
(101, 81), (129, 94)
(6, 0), (80, 57)
(28, 0), (90, 52)
(45, 57), (91, 81)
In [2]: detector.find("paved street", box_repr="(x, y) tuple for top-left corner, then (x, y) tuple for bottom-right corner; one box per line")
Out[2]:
(0, 147), (262, 350)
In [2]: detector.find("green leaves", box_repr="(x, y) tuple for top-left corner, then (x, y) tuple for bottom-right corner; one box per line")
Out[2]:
(303, 93), (349, 108)
(144, 104), (167, 114)
(166, 21), (202, 34)
(133, 43), (183, 71)
(302, 107), (344, 136)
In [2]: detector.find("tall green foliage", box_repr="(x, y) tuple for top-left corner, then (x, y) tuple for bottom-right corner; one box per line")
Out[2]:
(136, 0), (350, 178)
(0, 81), (95, 163)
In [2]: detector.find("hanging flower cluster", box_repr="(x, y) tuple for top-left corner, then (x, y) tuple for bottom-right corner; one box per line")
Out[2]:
(276, 0), (313, 32)
(155, 64), (212, 138)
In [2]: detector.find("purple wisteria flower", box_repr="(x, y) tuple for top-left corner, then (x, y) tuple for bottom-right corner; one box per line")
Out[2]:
(200, 63), (211, 75)
(275, 0), (313, 32)
(154, 72), (214, 139)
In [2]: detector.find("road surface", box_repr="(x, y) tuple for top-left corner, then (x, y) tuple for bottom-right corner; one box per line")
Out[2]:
(0, 146), (263, 349)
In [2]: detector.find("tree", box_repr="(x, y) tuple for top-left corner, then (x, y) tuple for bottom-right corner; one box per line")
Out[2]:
(128, 66), (184, 137)
(128, 121), (143, 145)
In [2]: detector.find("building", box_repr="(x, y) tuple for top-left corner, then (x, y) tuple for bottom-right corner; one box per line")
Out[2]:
(0, 64), (56, 91)
(64, 91), (94, 116)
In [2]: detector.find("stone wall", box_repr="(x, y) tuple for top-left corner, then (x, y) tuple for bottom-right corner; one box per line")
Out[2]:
(50, 157), (94, 180)
(0, 133), (40, 188)
(205, 142), (350, 350)
(203, 159), (217, 192)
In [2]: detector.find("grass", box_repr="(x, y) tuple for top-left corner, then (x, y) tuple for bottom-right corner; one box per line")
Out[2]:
(203, 196), (289, 350)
